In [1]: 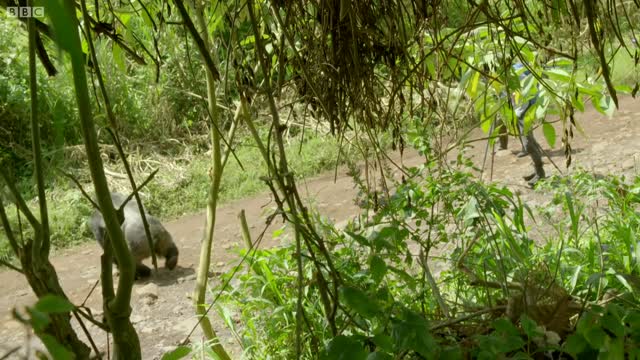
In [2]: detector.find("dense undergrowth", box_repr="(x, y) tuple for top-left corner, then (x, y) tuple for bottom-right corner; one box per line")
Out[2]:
(0, 17), (363, 263)
(210, 155), (640, 359)
(3, 0), (640, 357)
(0, 131), (361, 263)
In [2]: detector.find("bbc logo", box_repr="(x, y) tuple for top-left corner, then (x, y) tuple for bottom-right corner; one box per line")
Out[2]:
(7, 6), (45, 18)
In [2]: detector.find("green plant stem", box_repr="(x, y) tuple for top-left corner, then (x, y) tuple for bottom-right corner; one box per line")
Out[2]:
(27, 0), (49, 260)
(246, 2), (305, 356)
(55, 0), (141, 357)
(79, 0), (158, 272)
(175, 0), (231, 358)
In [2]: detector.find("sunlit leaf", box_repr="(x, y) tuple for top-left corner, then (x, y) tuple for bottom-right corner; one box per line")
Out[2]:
(599, 96), (616, 118)
(40, 334), (74, 360)
(544, 68), (572, 82)
(161, 346), (191, 360)
(569, 265), (582, 292)
(469, 71), (480, 98)
(44, 0), (79, 54)
(461, 196), (480, 225)
(615, 274), (634, 293)
(113, 43), (126, 72)
(369, 255), (387, 284)
(542, 122), (556, 148)
(35, 295), (74, 314)
(26, 308), (51, 332)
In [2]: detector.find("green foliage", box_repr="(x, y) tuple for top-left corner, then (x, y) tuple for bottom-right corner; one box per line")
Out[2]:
(13, 295), (76, 359)
(0, 133), (350, 262)
(0, 188), (93, 263)
(161, 345), (192, 360)
(146, 134), (352, 218)
(211, 155), (640, 358)
(0, 19), (80, 176)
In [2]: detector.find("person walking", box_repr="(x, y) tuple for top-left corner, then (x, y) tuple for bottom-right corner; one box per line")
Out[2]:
(511, 62), (546, 187)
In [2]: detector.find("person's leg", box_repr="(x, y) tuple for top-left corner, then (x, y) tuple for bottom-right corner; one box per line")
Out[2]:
(498, 120), (508, 150)
(522, 132), (546, 187)
(516, 113), (529, 157)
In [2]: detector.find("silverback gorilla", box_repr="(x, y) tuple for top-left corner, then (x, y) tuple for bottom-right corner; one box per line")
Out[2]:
(89, 192), (178, 278)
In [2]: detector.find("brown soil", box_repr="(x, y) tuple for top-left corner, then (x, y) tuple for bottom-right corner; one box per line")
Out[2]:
(1, 97), (639, 359)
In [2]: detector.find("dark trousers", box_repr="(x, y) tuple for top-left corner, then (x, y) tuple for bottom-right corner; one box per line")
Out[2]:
(492, 103), (545, 179)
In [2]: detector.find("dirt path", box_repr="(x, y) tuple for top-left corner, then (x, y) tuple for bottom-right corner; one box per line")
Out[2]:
(1, 97), (639, 358)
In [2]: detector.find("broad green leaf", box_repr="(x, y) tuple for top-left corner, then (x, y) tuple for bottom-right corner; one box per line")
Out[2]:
(372, 333), (393, 352)
(367, 352), (393, 360)
(614, 84), (633, 94)
(573, 94), (585, 112)
(140, 9), (154, 29)
(546, 58), (574, 67)
(27, 308), (51, 332)
(583, 326), (607, 348)
(345, 231), (369, 246)
(40, 334), (74, 360)
(119, 13), (131, 26)
(161, 346), (191, 360)
(461, 196), (480, 225)
(35, 295), (74, 314)
(113, 43), (126, 72)
(599, 96), (616, 118)
(272, 228), (284, 239)
(240, 35), (256, 46)
(563, 334), (587, 356)
(346, 231), (370, 246)
(81, 39), (88, 54)
(438, 346), (463, 360)
(323, 335), (367, 360)
(544, 68), (571, 82)
(569, 265), (582, 292)
(44, 0), (79, 54)
(469, 71), (480, 98)
(601, 312), (624, 338)
(480, 114), (493, 133)
(542, 122), (556, 148)
(369, 255), (387, 284)
(340, 286), (381, 318)
(492, 318), (520, 336)
(577, 83), (602, 97)
(614, 274), (634, 293)
(605, 336), (625, 360)
(520, 314), (542, 338)
(392, 311), (436, 357)
(387, 265), (417, 288)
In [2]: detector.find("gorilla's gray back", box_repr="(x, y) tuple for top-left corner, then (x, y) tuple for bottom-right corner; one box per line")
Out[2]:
(89, 192), (172, 261)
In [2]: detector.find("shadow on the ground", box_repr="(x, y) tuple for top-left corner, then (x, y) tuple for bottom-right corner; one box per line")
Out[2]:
(138, 265), (195, 287)
(544, 147), (584, 157)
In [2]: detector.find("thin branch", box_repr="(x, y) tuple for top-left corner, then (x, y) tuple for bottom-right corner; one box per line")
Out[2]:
(172, 0), (221, 80)
(430, 306), (507, 331)
(0, 259), (22, 273)
(72, 311), (102, 356)
(0, 172), (41, 234)
(0, 198), (21, 256)
(58, 170), (100, 210)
